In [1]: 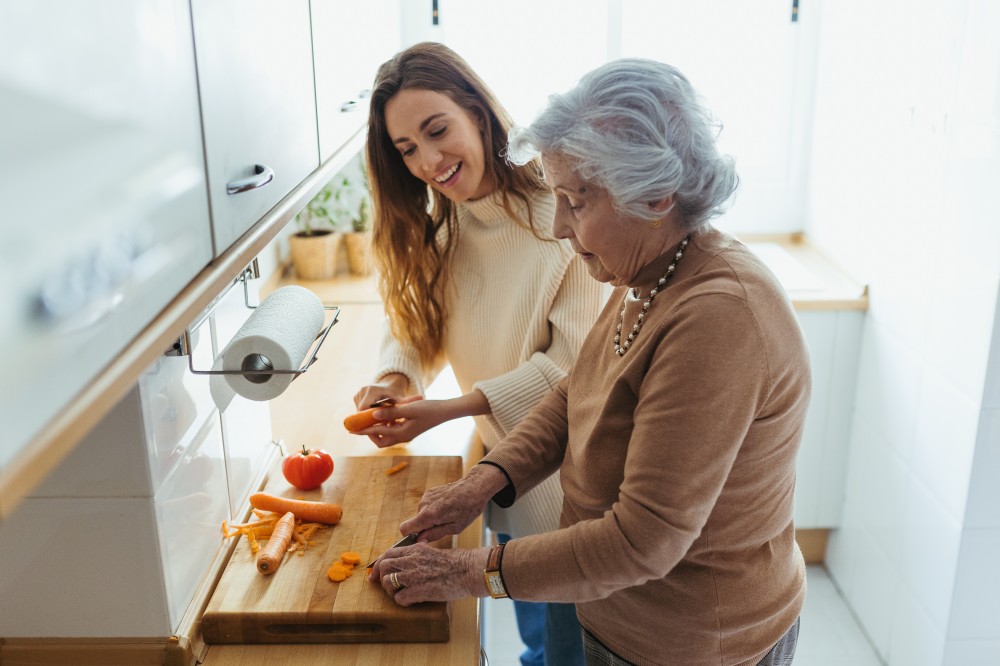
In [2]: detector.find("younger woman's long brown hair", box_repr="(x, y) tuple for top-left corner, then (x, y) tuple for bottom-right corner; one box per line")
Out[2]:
(365, 42), (545, 371)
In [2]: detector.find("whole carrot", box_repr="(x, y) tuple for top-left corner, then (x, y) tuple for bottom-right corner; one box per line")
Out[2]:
(343, 407), (385, 433)
(256, 511), (295, 575)
(249, 492), (343, 525)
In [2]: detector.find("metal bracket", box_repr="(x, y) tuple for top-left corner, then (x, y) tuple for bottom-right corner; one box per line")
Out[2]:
(168, 261), (340, 381)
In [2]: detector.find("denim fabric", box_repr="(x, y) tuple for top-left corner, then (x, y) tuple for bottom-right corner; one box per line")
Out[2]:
(498, 534), (585, 666)
(582, 617), (800, 666)
(510, 597), (546, 666)
(546, 600), (585, 665)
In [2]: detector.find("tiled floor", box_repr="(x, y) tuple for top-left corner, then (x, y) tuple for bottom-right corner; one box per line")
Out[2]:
(482, 565), (884, 665)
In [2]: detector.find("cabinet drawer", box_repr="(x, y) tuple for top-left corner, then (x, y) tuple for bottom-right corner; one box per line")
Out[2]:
(191, 0), (320, 252)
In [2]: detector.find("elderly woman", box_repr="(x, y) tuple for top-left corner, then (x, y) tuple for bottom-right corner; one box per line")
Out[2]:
(368, 57), (810, 666)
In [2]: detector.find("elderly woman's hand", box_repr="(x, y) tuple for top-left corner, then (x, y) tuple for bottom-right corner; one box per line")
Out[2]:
(400, 463), (509, 543)
(369, 543), (491, 606)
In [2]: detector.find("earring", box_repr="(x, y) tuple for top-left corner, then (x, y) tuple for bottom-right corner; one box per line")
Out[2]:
(649, 217), (664, 229)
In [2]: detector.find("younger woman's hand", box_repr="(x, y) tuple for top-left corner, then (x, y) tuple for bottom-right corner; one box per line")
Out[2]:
(353, 373), (409, 411)
(356, 398), (452, 448)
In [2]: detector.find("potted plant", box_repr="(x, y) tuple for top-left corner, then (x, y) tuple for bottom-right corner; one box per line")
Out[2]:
(288, 179), (344, 280)
(343, 191), (372, 277)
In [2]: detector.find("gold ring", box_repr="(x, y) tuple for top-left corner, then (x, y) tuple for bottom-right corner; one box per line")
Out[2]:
(389, 571), (404, 591)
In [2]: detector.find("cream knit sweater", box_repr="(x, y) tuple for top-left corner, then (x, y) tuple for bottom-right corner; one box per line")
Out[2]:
(374, 189), (605, 537)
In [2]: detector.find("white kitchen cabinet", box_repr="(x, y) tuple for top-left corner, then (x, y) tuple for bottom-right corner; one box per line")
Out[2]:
(311, 0), (402, 162)
(0, 0), (213, 481)
(0, 328), (229, 637)
(191, 0), (320, 253)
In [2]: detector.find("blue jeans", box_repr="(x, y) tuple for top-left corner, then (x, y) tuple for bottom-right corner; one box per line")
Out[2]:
(498, 534), (585, 666)
(582, 617), (800, 666)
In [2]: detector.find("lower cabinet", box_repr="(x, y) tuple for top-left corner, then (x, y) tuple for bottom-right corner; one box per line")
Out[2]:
(793, 309), (865, 528)
(0, 280), (274, 640)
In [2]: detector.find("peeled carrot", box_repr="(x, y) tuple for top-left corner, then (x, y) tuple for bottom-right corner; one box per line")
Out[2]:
(343, 407), (385, 432)
(249, 493), (343, 525)
(256, 512), (295, 575)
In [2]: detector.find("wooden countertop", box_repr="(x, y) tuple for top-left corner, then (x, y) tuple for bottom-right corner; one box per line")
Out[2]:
(202, 271), (484, 666)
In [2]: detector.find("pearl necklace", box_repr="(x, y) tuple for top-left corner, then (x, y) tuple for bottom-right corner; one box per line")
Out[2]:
(613, 236), (691, 357)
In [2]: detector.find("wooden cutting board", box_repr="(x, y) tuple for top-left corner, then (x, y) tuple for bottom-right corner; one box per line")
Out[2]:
(202, 455), (462, 644)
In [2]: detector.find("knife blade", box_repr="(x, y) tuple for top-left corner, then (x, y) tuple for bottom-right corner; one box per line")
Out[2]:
(365, 532), (419, 568)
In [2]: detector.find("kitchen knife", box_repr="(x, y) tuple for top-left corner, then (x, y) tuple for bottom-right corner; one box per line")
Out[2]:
(365, 532), (419, 568)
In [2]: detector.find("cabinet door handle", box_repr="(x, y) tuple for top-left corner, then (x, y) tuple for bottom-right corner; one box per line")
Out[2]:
(226, 164), (274, 195)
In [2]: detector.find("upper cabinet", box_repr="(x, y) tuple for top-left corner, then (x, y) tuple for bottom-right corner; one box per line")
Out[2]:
(191, 0), (320, 253)
(0, 0), (213, 477)
(312, 0), (402, 162)
(0, 1), (401, 519)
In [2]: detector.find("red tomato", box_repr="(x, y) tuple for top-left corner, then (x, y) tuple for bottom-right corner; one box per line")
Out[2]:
(281, 446), (334, 490)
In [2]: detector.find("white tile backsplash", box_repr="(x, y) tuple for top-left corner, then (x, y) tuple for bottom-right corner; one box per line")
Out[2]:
(982, 283), (1000, 412)
(947, 528), (1000, 640)
(846, 527), (898, 658)
(911, 367), (978, 522)
(889, 587), (947, 666)
(852, 319), (923, 463)
(965, 408), (1000, 529)
(900, 476), (963, 631)
(943, 638), (1000, 666)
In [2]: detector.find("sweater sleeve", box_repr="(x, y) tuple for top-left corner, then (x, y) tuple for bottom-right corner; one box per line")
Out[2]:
(372, 321), (445, 396)
(481, 378), (571, 496)
(497, 292), (777, 603)
(473, 252), (604, 435)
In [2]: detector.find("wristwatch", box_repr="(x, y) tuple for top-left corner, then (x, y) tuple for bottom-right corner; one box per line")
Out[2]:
(483, 543), (509, 599)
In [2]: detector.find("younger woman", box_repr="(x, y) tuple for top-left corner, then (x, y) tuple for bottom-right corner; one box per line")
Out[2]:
(350, 42), (604, 666)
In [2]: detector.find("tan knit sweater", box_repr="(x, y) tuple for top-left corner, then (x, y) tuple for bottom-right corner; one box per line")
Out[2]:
(374, 189), (605, 537)
(483, 228), (810, 665)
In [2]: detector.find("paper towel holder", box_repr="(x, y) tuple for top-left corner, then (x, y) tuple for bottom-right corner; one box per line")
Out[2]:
(168, 262), (340, 380)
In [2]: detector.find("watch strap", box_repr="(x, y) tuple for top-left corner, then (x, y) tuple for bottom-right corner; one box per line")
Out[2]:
(484, 543), (508, 599)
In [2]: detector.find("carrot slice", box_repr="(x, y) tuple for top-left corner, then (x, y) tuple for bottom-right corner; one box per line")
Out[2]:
(385, 461), (409, 476)
(340, 551), (362, 565)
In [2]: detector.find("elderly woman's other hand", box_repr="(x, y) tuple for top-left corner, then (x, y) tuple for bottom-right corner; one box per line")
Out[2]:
(400, 463), (509, 543)
(369, 543), (491, 606)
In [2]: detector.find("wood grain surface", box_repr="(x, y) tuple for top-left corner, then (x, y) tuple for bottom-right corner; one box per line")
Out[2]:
(202, 455), (462, 645)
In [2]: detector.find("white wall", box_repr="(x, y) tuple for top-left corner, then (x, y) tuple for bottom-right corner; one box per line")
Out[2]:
(804, 0), (1000, 663)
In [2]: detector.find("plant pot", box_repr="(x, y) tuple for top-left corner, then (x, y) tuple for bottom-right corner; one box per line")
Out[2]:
(343, 231), (373, 277)
(289, 230), (342, 280)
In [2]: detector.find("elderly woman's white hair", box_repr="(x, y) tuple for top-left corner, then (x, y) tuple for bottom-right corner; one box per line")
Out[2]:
(507, 58), (738, 232)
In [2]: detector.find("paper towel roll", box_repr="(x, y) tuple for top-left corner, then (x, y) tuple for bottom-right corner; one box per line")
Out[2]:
(219, 285), (325, 402)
